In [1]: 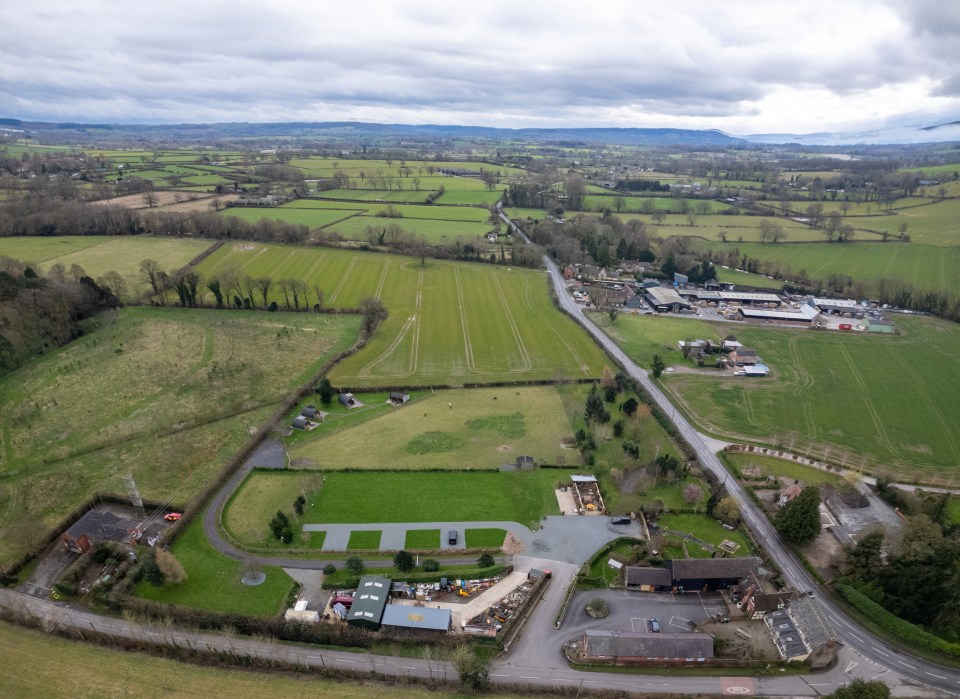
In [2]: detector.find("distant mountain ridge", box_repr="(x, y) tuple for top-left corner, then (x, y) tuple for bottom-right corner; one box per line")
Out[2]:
(744, 120), (960, 145)
(1, 118), (744, 147)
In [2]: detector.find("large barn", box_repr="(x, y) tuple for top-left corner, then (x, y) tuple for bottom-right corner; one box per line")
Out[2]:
(579, 630), (713, 663)
(346, 575), (390, 630)
(668, 557), (763, 592)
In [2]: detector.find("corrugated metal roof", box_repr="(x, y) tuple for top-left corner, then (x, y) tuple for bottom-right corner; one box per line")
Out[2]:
(347, 575), (390, 627)
(381, 604), (451, 631)
(571, 474), (597, 483)
(583, 630), (713, 659)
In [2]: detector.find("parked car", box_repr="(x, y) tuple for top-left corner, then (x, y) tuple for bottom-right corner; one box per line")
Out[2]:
(163, 512), (182, 522)
(611, 516), (631, 525)
(648, 618), (661, 633)
(448, 530), (458, 545)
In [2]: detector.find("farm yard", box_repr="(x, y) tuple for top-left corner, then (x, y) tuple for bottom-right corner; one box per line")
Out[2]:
(287, 386), (575, 471)
(0, 307), (359, 563)
(195, 244), (608, 386)
(659, 315), (960, 482)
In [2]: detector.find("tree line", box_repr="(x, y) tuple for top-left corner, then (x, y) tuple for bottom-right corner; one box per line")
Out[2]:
(0, 257), (119, 373)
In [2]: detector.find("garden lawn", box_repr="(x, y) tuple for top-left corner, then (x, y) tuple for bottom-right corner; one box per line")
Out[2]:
(224, 471), (325, 548)
(658, 514), (751, 556)
(662, 315), (960, 482)
(288, 386), (574, 471)
(723, 453), (844, 488)
(347, 530), (382, 550)
(135, 517), (295, 615)
(405, 529), (441, 548)
(299, 470), (568, 527)
(464, 528), (507, 548)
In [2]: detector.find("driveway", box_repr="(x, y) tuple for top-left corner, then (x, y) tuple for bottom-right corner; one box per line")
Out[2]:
(302, 515), (642, 560)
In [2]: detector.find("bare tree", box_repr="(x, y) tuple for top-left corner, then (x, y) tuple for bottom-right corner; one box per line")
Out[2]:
(255, 277), (273, 308)
(142, 191), (159, 208)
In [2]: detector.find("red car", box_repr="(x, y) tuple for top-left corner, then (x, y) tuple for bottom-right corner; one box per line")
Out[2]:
(163, 512), (182, 522)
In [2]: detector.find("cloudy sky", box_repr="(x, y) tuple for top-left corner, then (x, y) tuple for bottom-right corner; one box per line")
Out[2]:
(2, 0), (958, 135)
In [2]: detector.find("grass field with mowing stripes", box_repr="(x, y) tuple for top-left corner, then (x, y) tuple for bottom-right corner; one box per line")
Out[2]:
(195, 244), (608, 387)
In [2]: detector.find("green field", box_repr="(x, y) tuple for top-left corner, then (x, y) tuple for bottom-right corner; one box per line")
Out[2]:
(723, 452), (844, 488)
(590, 312), (723, 369)
(714, 266), (784, 290)
(302, 470), (565, 527)
(405, 528), (441, 548)
(658, 514), (751, 556)
(347, 530), (382, 550)
(135, 517), (295, 615)
(195, 244), (609, 387)
(0, 308), (359, 563)
(661, 315), (960, 482)
(326, 215), (492, 242)
(287, 386), (574, 471)
(700, 241), (960, 296)
(0, 236), (213, 290)
(0, 620), (543, 699)
(221, 206), (359, 229)
(465, 528), (507, 548)
(649, 214), (852, 243)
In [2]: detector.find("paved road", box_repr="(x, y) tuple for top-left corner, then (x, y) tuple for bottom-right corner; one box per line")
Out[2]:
(498, 210), (960, 695)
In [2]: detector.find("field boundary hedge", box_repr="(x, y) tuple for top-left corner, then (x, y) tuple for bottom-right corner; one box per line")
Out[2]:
(835, 584), (960, 658)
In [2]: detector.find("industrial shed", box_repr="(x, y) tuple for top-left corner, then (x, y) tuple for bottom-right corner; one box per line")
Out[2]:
(381, 604), (451, 632)
(346, 575), (390, 630)
(644, 286), (692, 313)
(738, 304), (820, 325)
(579, 630), (713, 663)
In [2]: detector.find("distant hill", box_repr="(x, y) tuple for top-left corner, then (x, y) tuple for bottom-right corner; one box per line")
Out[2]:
(744, 119), (960, 146)
(1, 119), (745, 147)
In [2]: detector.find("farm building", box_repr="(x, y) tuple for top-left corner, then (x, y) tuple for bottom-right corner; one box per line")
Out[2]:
(673, 272), (689, 287)
(346, 575), (390, 630)
(644, 287), (691, 313)
(389, 392), (410, 406)
(301, 405), (321, 419)
(381, 604), (451, 633)
(729, 348), (760, 366)
(668, 557), (762, 592)
(765, 609), (809, 660)
(284, 600), (320, 623)
(811, 297), (860, 315)
(717, 291), (782, 306)
(737, 304), (820, 325)
(291, 416), (308, 431)
(578, 630), (713, 663)
(625, 566), (672, 591)
(742, 364), (770, 376)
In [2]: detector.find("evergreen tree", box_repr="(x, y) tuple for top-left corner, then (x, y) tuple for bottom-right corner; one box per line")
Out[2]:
(775, 486), (822, 545)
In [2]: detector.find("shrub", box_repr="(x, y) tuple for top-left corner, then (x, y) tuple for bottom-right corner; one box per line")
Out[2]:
(345, 556), (364, 575)
(477, 553), (495, 568)
(322, 563), (337, 575)
(422, 559), (440, 572)
(155, 548), (187, 585)
(393, 550), (415, 572)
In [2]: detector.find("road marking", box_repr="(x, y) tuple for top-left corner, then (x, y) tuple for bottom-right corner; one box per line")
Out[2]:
(871, 646), (888, 657)
(898, 661), (917, 670)
(400, 666), (415, 670)
(334, 658), (356, 664)
(849, 632), (865, 643)
(927, 672), (947, 679)
(844, 661), (858, 673)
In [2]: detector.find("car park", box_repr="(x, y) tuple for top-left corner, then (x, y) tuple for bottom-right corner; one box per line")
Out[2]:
(648, 618), (661, 633)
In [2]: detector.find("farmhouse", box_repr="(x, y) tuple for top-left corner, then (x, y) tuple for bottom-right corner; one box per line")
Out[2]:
(381, 604), (451, 633)
(668, 557), (763, 592)
(578, 630), (713, 663)
(346, 575), (390, 630)
(644, 286), (692, 313)
(728, 348), (760, 366)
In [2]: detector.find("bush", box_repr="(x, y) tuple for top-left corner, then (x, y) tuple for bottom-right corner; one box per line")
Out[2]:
(393, 550), (415, 572)
(142, 557), (164, 586)
(422, 559), (440, 572)
(477, 553), (495, 568)
(345, 556), (365, 575)
(155, 548), (187, 585)
(613, 419), (624, 438)
(269, 510), (293, 544)
(322, 563), (337, 575)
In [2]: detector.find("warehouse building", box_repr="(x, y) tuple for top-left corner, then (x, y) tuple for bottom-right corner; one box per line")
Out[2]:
(381, 604), (451, 633)
(738, 303), (820, 325)
(346, 575), (390, 630)
(644, 286), (692, 313)
(579, 630), (713, 663)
